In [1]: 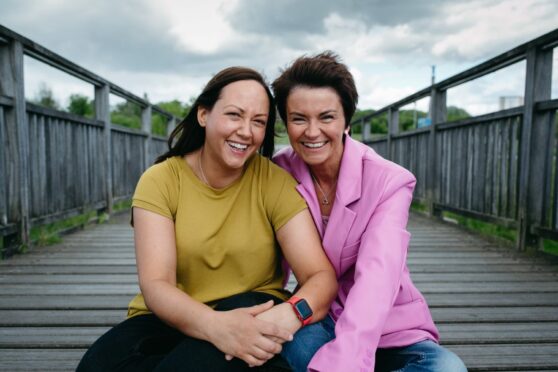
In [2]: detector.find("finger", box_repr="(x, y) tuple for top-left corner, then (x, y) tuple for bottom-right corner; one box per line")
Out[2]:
(245, 300), (274, 316)
(256, 336), (283, 355)
(242, 354), (266, 367)
(257, 320), (293, 342)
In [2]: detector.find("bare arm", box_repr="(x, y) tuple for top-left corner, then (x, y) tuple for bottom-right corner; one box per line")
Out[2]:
(257, 209), (338, 334)
(133, 207), (292, 366)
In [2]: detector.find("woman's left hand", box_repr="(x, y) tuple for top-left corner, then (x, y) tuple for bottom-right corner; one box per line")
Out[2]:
(256, 302), (302, 337)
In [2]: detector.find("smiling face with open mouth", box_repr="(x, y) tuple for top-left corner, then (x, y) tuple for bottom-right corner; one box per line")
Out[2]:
(286, 86), (346, 173)
(198, 80), (269, 181)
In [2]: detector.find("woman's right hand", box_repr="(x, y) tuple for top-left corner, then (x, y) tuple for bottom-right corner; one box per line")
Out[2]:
(208, 300), (293, 367)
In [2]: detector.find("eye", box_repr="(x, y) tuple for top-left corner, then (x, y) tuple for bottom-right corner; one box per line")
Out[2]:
(321, 114), (335, 122)
(290, 116), (306, 124)
(252, 119), (266, 127)
(226, 112), (241, 119)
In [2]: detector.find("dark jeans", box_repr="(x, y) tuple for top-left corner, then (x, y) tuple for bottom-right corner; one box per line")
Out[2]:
(76, 292), (290, 372)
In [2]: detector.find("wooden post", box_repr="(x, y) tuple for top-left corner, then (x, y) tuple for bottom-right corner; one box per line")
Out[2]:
(362, 118), (371, 142)
(387, 106), (399, 160)
(94, 84), (112, 216)
(427, 88), (447, 217)
(166, 116), (177, 138)
(142, 104), (152, 169)
(0, 39), (29, 250)
(517, 46), (553, 250)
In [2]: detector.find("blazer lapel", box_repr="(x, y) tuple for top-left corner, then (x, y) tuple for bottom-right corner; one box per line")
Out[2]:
(287, 138), (364, 275)
(322, 137), (363, 275)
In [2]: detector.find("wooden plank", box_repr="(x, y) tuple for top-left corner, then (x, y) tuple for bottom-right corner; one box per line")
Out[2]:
(431, 306), (558, 323)
(0, 105), (5, 225)
(0, 310), (125, 326)
(410, 272), (558, 282)
(0, 326), (109, 348)
(447, 344), (558, 370)
(0, 274), (138, 284)
(0, 284), (139, 295)
(0, 295), (129, 309)
(438, 322), (558, 344)
(423, 292), (558, 307)
(408, 264), (558, 273)
(0, 265), (137, 274)
(0, 349), (85, 371)
(413, 281), (558, 293)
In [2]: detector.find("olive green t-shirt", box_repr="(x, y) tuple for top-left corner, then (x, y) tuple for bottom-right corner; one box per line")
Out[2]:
(128, 154), (307, 317)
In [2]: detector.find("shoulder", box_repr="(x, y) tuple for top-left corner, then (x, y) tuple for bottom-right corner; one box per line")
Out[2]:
(142, 156), (181, 180)
(252, 154), (299, 186)
(272, 146), (297, 173)
(137, 157), (183, 192)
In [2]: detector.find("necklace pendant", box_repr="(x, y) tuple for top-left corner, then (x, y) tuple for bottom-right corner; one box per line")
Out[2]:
(322, 198), (329, 205)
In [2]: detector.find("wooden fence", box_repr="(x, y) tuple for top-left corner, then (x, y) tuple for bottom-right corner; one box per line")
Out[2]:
(0, 25), (176, 256)
(353, 28), (558, 251)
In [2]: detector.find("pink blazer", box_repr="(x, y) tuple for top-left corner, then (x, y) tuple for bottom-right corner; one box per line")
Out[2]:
(274, 137), (439, 371)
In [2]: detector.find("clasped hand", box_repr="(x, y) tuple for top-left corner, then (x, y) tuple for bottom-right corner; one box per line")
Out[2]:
(208, 300), (295, 367)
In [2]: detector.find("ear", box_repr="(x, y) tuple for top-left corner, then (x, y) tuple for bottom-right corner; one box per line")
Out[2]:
(197, 106), (208, 127)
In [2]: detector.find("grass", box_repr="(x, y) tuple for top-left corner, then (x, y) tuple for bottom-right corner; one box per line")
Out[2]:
(410, 200), (558, 256)
(2, 199), (134, 257)
(29, 210), (97, 248)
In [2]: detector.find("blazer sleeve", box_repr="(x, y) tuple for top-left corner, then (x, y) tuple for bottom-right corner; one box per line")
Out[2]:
(308, 170), (416, 372)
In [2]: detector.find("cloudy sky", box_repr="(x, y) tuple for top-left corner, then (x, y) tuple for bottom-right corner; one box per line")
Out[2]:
(1, 0), (557, 115)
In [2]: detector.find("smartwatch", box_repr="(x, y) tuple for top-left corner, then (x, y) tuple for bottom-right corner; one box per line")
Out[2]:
(286, 296), (313, 326)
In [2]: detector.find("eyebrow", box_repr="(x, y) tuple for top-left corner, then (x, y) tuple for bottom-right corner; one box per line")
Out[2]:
(224, 104), (267, 117)
(320, 110), (338, 115)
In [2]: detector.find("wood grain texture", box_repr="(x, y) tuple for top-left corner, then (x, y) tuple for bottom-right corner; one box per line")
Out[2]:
(0, 213), (557, 371)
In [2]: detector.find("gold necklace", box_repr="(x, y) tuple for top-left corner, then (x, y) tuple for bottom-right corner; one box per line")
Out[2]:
(198, 149), (210, 186)
(311, 173), (336, 205)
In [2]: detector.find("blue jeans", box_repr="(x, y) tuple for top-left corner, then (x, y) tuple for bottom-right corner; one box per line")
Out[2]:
(282, 316), (467, 372)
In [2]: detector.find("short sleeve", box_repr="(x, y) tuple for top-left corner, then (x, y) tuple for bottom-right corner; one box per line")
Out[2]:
(264, 162), (308, 231)
(132, 161), (179, 220)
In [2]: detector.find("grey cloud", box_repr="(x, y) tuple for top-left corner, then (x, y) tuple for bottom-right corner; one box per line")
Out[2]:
(226, 0), (447, 36)
(0, 0), (241, 76)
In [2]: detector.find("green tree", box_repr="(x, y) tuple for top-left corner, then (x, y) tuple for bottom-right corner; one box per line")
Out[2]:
(111, 101), (141, 129)
(32, 82), (60, 109)
(447, 106), (471, 121)
(67, 94), (93, 118)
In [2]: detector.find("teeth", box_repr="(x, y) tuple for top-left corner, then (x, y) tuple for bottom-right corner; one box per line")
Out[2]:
(304, 142), (326, 148)
(228, 141), (248, 150)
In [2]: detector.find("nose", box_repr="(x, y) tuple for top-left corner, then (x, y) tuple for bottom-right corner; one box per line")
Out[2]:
(236, 118), (252, 139)
(304, 119), (320, 139)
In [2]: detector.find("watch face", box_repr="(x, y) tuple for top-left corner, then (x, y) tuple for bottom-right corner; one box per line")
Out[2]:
(295, 300), (313, 319)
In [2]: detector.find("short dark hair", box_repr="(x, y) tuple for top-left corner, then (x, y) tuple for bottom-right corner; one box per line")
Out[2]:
(272, 51), (358, 128)
(156, 67), (276, 164)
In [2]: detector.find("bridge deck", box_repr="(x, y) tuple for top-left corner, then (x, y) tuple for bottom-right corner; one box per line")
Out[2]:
(1, 213), (557, 371)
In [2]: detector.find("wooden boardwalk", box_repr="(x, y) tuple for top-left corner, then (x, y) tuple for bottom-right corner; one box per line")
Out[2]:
(0, 213), (557, 371)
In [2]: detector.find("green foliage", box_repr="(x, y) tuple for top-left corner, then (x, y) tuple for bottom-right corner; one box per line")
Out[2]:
(157, 99), (192, 119)
(67, 94), (94, 118)
(400, 109), (427, 132)
(543, 239), (558, 256)
(111, 101), (142, 129)
(447, 106), (471, 121)
(32, 82), (60, 109)
(152, 113), (168, 137)
(114, 199), (132, 212)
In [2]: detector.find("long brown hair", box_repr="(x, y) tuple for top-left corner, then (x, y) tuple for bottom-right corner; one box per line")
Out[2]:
(156, 67), (276, 163)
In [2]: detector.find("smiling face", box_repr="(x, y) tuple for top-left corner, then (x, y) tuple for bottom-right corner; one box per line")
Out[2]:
(198, 79), (269, 176)
(286, 86), (346, 172)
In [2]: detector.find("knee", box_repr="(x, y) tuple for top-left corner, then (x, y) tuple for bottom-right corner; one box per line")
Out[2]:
(76, 347), (105, 372)
(434, 349), (468, 372)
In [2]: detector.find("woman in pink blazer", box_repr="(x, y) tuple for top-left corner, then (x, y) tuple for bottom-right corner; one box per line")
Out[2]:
(273, 52), (467, 372)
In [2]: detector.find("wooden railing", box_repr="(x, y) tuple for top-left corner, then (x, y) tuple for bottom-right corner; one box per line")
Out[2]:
(0, 25), (176, 255)
(352, 28), (558, 251)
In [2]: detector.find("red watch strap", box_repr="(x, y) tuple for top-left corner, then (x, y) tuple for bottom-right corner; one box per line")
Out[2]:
(287, 296), (313, 326)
